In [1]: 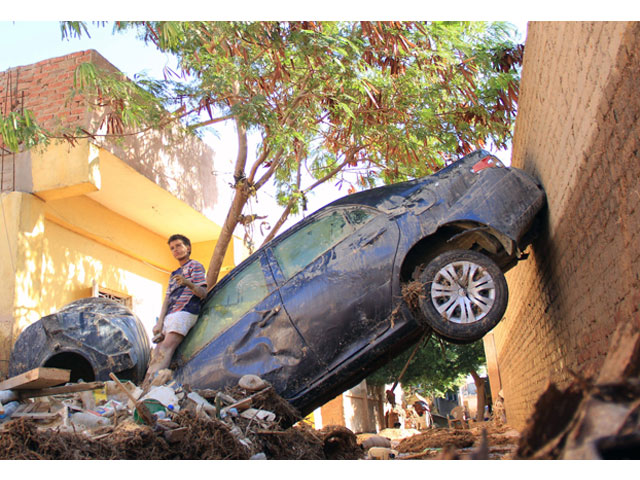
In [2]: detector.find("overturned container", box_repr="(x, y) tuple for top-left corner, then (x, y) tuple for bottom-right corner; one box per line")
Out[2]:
(9, 298), (151, 384)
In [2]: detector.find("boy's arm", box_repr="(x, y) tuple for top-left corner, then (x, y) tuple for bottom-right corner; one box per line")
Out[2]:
(153, 296), (171, 335)
(175, 262), (207, 299)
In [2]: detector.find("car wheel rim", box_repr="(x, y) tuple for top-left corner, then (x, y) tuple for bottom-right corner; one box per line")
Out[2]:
(430, 260), (496, 324)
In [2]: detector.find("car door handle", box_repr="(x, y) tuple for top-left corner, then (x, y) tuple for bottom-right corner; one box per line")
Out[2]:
(258, 306), (281, 328)
(358, 228), (387, 248)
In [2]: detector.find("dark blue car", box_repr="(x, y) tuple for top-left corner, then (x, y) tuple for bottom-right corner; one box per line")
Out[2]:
(172, 150), (546, 416)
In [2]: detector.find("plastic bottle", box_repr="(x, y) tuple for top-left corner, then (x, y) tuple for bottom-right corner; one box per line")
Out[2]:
(0, 401), (20, 422)
(154, 410), (168, 420)
(70, 411), (110, 429)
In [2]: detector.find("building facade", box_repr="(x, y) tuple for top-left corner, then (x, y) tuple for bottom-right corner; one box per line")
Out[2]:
(0, 50), (243, 377)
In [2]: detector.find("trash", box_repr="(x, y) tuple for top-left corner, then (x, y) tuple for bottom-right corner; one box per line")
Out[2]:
(141, 386), (181, 412)
(0, 401), (20, 423)
(238, 375), (268, 391)
(80, 389), (95, 411)
(0, 371), (365, 460)
(368, 447), (398, 459)
(186, 392), (216, 416)
(163, 426), (188, 443)
(133, 399), (167, 424)
(70, 411), (110, 429)
(109, 373), (155, 426)
(240, 408), (276, 423)
(95, 400), (125, 417)
(360, 435), (392, 450)
(250, 452), (267, 460)
(92, 385), (108, 404)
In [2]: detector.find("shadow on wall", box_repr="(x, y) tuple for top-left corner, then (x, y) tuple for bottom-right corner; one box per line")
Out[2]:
(12, 214), (164, 343)
(92, 116), (221, 221)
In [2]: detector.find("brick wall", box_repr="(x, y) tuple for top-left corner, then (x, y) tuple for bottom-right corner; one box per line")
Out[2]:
(488, 22), (640, 430)
(0, 50), (112, 133)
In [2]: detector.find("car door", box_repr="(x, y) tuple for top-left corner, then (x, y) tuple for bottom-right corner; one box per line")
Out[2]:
(173, 253), (323, 397)
(269, 206), (401, 371)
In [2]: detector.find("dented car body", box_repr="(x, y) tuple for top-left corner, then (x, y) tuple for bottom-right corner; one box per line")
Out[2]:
(172, 150), (546, 416)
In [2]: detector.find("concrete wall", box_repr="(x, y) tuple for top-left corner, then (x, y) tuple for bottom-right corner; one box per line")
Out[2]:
(0, 190), (172, 376)
(486, 22), (640, 430)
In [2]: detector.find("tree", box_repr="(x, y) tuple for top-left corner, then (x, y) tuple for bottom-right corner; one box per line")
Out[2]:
(1, 21), (523, 289)
(368, 336), (489, 421)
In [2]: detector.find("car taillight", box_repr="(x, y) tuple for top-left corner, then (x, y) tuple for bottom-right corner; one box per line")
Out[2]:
(472, 155), (505, 173)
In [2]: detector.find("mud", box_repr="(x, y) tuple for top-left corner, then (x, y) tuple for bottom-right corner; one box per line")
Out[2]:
(391, 424), (520, 459)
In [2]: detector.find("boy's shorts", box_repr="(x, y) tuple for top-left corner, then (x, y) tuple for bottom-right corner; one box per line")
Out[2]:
(163, 311), (198, 336)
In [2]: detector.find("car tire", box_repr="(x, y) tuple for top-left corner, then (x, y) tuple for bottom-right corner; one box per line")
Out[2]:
(417, 249), (508, 343)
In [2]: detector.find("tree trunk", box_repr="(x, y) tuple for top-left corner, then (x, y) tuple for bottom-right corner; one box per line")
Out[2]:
(206, 114), (249, 289)
(470, 369), (486, 423)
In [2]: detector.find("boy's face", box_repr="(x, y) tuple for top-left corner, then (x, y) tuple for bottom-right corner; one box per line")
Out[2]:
(169, 239), (190, 261)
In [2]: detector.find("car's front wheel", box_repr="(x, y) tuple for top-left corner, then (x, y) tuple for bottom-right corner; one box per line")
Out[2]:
(417, 249), (508, 343)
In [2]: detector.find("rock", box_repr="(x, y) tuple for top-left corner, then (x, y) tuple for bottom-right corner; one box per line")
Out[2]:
(238, 375), (268, 391)
(360, 435), (392, 449)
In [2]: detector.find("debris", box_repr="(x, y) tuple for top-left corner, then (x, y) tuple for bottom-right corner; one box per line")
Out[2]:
(17, 381), (105, 400)
(186, 392), (216, 416)
(516, 321), (640, 460)
(0, 369), (363, 459)
(142, 386), (181, 412)
(0, 367), (70, 391)
(0, 402), (20, 423)
(163, 426), (188, 443)
(70, 411), (110, 429)
(109, 372), (155, 426)
(150, 368), (173, 388)
(239, 374), (269, 391)
(359, 434), (392, 450)
(240, 408), (276, 423)
(368, 446), (398, 459)
(319, 425), (362, 460)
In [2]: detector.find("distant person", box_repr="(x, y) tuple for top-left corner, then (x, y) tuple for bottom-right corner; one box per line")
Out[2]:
(413, 400), (432, 429)
(143, 234), (207, 387)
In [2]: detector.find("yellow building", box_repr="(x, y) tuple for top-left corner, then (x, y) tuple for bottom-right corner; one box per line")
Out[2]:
(0, 50), (243, 378)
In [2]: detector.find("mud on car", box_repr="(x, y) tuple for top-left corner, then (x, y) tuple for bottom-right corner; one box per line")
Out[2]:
(170, 150), (546, 417)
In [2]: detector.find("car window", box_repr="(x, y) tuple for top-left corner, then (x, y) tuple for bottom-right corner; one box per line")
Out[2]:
(273, 210), (354, 280)
(346, 208), (373, 226)
(178, 259), (269, 358)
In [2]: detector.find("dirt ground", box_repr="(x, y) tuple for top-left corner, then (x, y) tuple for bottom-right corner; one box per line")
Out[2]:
(361, 423), (520, 460)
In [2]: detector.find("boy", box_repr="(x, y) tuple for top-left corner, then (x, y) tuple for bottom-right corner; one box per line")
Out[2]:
(144, 234), (207, 385)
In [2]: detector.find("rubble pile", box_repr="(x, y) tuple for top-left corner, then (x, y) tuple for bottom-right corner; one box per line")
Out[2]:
(0, 372), (364, 460)
(391, 424), (520, 459)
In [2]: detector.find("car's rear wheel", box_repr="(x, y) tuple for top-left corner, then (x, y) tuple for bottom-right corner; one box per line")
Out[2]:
(417, 249), (508, 343)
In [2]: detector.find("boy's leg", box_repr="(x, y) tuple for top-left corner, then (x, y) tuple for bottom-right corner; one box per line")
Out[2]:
(143, 332), (184, 387)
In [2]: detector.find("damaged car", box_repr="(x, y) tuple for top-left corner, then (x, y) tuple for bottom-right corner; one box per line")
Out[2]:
(171, 150), (546, 417)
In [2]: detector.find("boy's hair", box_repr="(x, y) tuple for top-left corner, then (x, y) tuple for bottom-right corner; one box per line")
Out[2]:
(168, 234), (191, 253)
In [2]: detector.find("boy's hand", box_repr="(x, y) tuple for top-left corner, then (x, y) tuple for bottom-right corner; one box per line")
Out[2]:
(152, 323), (162, 336)
(174, 274), (189, 287)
